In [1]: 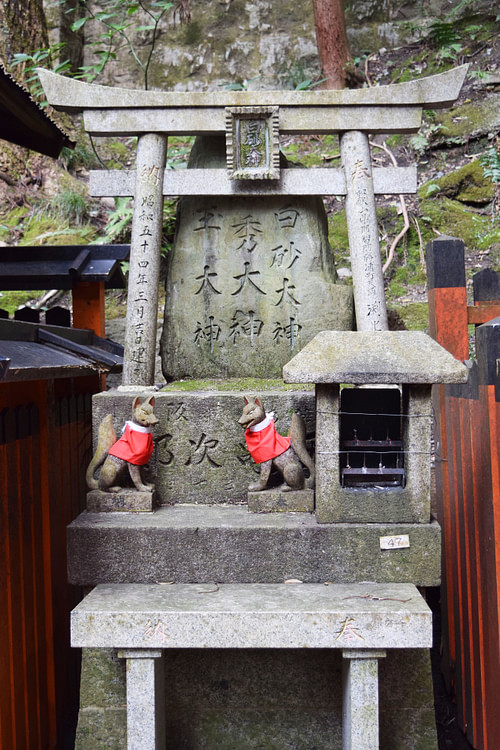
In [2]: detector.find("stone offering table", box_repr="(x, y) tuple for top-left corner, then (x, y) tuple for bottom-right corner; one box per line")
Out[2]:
(72, 582), (432, 750)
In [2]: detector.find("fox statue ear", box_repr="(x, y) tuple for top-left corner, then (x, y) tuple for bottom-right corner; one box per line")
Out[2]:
(255, 397), (262, 408)
(145, 395), (155, 407)
(243, 396), (249, 405)
(132, 396), (141, 410)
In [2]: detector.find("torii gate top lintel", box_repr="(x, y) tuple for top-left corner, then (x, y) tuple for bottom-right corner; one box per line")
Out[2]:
(38, 65), (468, 115)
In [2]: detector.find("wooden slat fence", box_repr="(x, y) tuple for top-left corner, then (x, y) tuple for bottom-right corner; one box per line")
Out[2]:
(427, 236), (500, 750)
(0, 377), (96, 749)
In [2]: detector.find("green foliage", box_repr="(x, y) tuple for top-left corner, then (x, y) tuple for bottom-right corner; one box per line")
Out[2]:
(428, 21), (461, 49)
(58, 142), (97, 171)
(0, 290), (47, 316)
(480, 145), (500, 185)
(99, 197), (134, 244)
(278, 60), (327, 90)
(96, 196), (177, 267)
(64, 0), (174, 89)
(50, 189), (90, 224)
(10, 43), (72, 104)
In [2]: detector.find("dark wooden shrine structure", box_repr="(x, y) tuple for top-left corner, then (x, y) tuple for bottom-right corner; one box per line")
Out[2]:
(0, 68), (125, 748)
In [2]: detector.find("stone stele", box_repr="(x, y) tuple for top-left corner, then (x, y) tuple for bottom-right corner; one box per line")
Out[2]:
(160, 136), (353, 380)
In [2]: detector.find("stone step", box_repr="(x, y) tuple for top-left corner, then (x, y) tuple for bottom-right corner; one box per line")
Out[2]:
(68, 505), (441, 587)
(71, 582), (431, 750)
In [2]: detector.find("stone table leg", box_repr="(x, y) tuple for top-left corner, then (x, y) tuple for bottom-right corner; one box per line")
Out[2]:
(117, 649), (165, 750)
(121, 132), (167, 388)
(340, 130), (388, 332)
(342, 649), (386, 750)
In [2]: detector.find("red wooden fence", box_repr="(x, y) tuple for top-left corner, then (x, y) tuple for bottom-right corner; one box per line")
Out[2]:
(0, 376), (97, 749)
(427, 236), (500, 750)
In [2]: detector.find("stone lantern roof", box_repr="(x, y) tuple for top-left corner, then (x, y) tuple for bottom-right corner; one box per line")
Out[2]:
(283, 330), (468, 385)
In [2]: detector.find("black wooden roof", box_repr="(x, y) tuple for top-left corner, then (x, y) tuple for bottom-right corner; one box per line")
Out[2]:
(0, 244), (130, 289)
(0, 318), (123, 382)
(0, 64), (74, 157)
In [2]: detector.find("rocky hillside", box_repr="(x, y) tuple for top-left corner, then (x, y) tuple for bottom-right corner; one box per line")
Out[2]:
(0, 1), (498, 331)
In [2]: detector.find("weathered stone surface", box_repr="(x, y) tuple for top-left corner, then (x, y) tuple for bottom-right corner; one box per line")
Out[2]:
(75, 707), (126, 750)
(160, 137), (353, 380)
(91, 388), (315, 505)
(314, 383), (434, 524)
(89, 164), (418, 198)
(37, 65), (469, 112)
(79, 647), (126, 708)
(83, 104), (423, 135)
(122, 133), (166, 386)
(161, 138), (352, 380)
(341, 130), (388, 331)
(247, 487), (314, 513)
(71, 584), (432, 748)
(72, 582), (431, 649)
(116, 650), (164, 750)
(66, 505), (441, 587)
(86, 489), (156, 513)
(75, 646), (437, 749)
(342, 650), (385, 750)
(283, 330), (469, 384)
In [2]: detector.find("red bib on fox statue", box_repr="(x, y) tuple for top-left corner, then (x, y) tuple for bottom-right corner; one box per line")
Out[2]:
(108, 421), (154, 466)
(244, 417), (291, 464)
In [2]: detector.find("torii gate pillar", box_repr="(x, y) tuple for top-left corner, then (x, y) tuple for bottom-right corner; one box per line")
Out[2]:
(341, 131), (388, 331)
(123, 133), (167, 387)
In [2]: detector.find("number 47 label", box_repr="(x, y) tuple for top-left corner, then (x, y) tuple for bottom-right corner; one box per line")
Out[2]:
(379, 534), (410, 550)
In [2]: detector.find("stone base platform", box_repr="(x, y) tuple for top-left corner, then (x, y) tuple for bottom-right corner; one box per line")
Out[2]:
(67, 505), (441, 587)
(86, 488), (156, 513)
(248, 487), (314, 513)
(72, 583), (432, 750)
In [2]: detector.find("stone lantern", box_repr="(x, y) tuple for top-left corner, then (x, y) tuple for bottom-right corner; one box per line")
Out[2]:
(283, 331), (468, 524)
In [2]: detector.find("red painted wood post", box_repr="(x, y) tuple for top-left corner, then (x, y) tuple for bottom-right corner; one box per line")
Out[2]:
(426, 236), (469, 694)
(475, 318), (500, 748)
(72, 281), (106, 338)
(72, 281), (107, 388)
(427, 236), (469, 361)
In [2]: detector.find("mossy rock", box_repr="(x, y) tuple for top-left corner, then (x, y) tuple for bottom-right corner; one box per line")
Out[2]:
(418, 159), (494, 205)
(390, 303), (429, 332)
(419, 195), (500, 251)
(436, 92), (500, 144)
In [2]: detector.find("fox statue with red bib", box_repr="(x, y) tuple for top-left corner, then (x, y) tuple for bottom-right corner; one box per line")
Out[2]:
(238, 396), (315, 492)
(86, 395), (158, 493)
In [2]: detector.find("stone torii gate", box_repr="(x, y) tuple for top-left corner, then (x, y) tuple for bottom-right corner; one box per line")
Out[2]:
(39, 66), (467, 388)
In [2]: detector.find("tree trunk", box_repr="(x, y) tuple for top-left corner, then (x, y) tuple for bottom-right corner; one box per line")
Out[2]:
(0, 0), (48, 64)
(312, 0), (351, 89)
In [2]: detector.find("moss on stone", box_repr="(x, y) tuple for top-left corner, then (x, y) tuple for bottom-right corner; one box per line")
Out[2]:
(437, 93), (500, 143)
(418, 159), (494, 205)
(391, 303), (429, 332)
(160, 378), (314, 392)
(419, 195), (500, 250)
(327, 209), (349, 261)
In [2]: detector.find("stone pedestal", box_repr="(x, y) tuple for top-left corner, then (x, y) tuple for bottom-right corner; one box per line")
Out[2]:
(91, 387), (315, 506)
(248, 487), (314, 513)
(87, 489), (156, 513)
